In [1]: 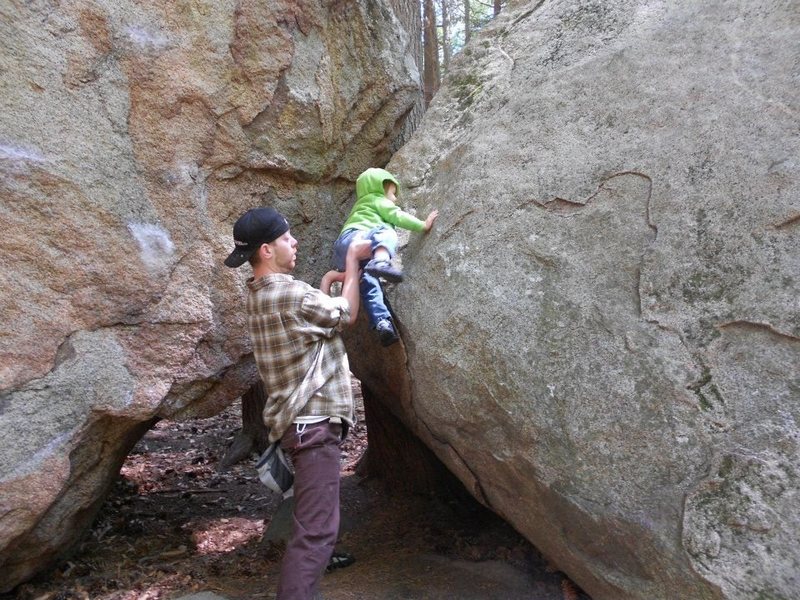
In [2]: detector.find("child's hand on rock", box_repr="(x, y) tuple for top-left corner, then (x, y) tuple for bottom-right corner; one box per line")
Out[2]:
(424, 209), (439, 232)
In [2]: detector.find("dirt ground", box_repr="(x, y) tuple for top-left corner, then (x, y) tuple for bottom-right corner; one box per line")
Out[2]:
(5, 395), (591, 600)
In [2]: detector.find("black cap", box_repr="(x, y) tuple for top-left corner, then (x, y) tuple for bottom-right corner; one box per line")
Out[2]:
(224, 207), (290, 268)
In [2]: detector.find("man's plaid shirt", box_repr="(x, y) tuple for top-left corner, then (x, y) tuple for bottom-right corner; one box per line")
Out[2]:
(246, 273), (354, 443)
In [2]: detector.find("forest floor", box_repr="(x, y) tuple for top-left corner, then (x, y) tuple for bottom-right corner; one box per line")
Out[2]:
(6, 392), (591, 600)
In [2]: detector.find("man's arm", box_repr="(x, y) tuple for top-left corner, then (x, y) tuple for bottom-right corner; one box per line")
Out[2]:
(339, 239), (371, 325)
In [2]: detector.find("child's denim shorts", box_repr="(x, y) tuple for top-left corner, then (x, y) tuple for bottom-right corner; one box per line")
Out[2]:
(332, 225), (398, 271)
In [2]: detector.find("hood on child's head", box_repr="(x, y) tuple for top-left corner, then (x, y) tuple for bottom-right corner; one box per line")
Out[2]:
(356, 167), (400, 200)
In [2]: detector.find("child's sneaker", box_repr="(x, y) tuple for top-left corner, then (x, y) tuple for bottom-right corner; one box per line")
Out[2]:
(364, 259), (404, 283)
(375, 319), (400, 347)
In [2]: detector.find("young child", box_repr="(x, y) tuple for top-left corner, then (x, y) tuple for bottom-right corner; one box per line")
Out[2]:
(327, 167), (438, 346)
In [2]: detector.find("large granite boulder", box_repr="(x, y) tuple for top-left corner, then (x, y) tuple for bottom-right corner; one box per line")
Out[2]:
(350, 1), (799, 598)
(0, 0), (419, 590)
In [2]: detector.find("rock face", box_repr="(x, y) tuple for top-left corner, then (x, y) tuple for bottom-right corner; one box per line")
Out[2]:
(0, 0), (419, 591)
(350, 1), (799, 599)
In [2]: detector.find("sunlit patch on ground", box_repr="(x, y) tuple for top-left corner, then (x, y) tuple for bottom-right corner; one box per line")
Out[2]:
(190, 517), (265, 555)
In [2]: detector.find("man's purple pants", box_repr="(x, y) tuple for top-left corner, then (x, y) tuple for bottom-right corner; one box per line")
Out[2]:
(276, 421), (342, 600)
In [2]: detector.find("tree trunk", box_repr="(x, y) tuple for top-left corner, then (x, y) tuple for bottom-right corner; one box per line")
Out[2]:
(441, 0), (451, 72)
(422, 0), (440, 106)
(493, 0), (502, 17)
(464, 0), (471, 45)
(219, 380), (270, 469)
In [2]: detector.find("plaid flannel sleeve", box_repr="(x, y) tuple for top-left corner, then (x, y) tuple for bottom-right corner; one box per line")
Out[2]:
(299, 289), (352, 330)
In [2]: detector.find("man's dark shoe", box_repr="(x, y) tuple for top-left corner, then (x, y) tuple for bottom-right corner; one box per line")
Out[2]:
(326, 551), (356, 573)
(364, 259), (404, 283)
(375, 319), (400, 347)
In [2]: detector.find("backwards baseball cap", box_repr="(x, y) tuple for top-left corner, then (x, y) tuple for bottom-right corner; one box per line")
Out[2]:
(224, 207), (290, 268)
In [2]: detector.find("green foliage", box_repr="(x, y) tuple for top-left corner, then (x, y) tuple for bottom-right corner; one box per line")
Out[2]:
(430, 0), (507, 74)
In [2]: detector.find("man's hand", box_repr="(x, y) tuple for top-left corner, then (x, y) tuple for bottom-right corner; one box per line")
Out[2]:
(320, 270), (345, 295)
(424, 209), (439, 232)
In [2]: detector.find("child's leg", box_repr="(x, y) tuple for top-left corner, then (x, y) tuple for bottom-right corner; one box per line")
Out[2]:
(359, 273), (399, 346)
(369, 226), (398, 260)
(359, 273), (391, 327)
(373, 246), (391, 262)
(364, 227), (403, 283)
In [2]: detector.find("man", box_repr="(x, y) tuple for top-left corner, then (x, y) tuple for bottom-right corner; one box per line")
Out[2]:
(224, 207), (370, 600)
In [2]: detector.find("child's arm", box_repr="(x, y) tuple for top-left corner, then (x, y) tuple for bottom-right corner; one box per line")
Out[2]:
(378, 185), (440, 232)
(375, 197), (432, 232)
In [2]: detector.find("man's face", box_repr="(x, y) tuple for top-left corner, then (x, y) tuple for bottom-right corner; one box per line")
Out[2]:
(267, 230), (298, 273)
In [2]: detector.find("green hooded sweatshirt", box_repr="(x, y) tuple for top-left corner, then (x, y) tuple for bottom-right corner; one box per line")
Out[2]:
(340, 168), (426, 234)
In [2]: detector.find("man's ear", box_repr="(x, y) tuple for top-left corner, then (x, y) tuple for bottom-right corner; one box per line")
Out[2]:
(258, 243), (272, 261)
